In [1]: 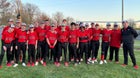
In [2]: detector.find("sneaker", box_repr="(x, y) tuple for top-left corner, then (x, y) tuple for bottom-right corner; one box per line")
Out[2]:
(134, 65), (139, 70)
(60, 56), (63, 62)
(11, 60), (15, 65)
(115, 61), (119, 64)
(56, 62), (60, 67)
(74, 63), (78, 66)
(35, 61), (39, 66)
(22, 63), (26, 67)
(99, 60), (103, 64)
(27, 62), (31, 67)
(91, 60), (94, 64)
(13, 63), (18, 67)
(43, 62), (46, 66)
(31, 63), (35, 67)
(78, 62), (81, 64)
(94, 59), (98, 63)
(88, 58), (91, 62)
(121, 64), (127, 67)
(64, 62), (69, 67)
(40, 60), (43, 64)
(71, 58), (74, 61)
(6, 63), (12, 67)
(80, 58), (83, 62)
(104, 60), (107, 64)
(86, 62), (90, 64)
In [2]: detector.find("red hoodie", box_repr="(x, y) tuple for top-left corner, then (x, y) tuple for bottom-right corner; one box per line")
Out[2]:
(101, 29), (112, 42)
(110, 29), (122, 48)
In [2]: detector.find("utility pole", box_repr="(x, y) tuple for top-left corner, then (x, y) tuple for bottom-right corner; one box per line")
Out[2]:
(122, 0), (124, 22)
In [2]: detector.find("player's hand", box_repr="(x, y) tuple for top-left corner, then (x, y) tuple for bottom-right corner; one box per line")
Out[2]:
(3, 46), (7, 51)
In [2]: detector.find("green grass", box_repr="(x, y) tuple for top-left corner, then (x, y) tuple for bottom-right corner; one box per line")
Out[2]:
(0, 40), (140, 78)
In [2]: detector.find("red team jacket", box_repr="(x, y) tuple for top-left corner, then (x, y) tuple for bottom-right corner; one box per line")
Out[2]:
(2, 30), (15, 44)
(1, 26), (10, 40)
(92, 28), (101, 41)
(36, 27), (46, 41)
(69, 29), (79, 44)
(110, 29), (122, 48)
(46, 30), (57, 45)
(27, 31), (38, 45)
(58, 30), (69, 43)
(78, 30), (90, 43)
(16, 29), (28, 43)
(101, 29), (112, 42)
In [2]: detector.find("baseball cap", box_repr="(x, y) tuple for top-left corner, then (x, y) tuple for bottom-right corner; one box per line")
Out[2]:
(106, 22), (111, 26)
(21, 23), (26, 26)
(16, 20), (21, 23)
(8, 19), (14, 22)
(51, 23), (55, 27)
(85, 23), (89, 26)
(80, 23), (85, 27)
(114, 22), (118, 27)
(10, 24), (15, 28)
(29, 24), (34, 28)
(122, 20), (128, 23)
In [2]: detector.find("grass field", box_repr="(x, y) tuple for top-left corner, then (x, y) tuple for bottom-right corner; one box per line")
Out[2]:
(0, 40), (140, 78)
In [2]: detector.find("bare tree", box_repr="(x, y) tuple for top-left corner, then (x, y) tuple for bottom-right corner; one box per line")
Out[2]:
(128, 18), (136, 28)
(66, 16), (74, 25)
(52, 12), (64, 26)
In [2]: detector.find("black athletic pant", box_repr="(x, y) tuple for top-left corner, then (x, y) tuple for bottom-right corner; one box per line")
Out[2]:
(46, 43), (57, 62)
(0, 43), (12, 65)
(28, 44), (36, 63)
(15, 42), (26, 63)
(123, 43), (136, 66)
(11, 40), (18, 61)
(36, 40), (46, 62)
(57, 42), (68, 62)
(109, 46), (119, 61)
(79, 42), (88, 63)
(101, 42), (109, 60)
(69, 43), (77, 63)
(88, 41), (92, 59)
(91, 40), (100, 59)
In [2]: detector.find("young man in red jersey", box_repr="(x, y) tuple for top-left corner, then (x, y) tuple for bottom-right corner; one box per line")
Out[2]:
(85, 23), (92, 62)
(46, 24), (58, 66)
(68, 22), (79, 66)
(0, 24), (15, 68)
(35, 21), (47, 66)
(109, 23), (121, 64)
(91, 23), (101, 64)
(13, 23), (28, 67)
(57, 23), (69, 66)
(27, 24), (38, 67)
(11, 20), (21, 64)
(99, 23), (112, 64)
(78, 23), (90, 64)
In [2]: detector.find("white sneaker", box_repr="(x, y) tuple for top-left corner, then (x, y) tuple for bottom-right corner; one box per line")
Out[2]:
(104, 60), (107, 64)
(22, 63), (26, 67)
(91, 60), (94, 64)
(99, 60), (103, 64)
(40, 60), (43, 64)
(80, 59), (83, 62)
(60, 56), (63, 62)
(35, 62), (39, 66)
(13, 63), (18, 67)
(94, 59), (98, 63)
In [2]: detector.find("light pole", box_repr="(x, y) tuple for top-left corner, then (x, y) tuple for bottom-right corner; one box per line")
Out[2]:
(122, 0), (124, 22)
